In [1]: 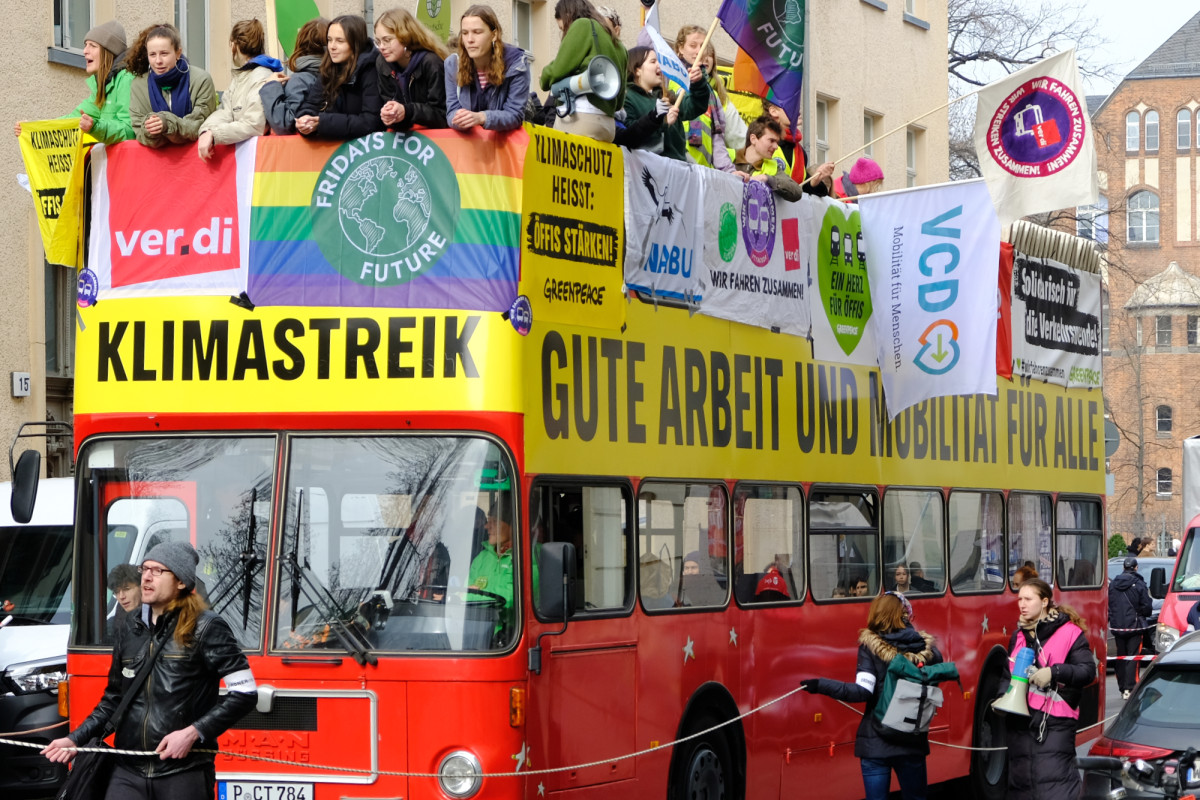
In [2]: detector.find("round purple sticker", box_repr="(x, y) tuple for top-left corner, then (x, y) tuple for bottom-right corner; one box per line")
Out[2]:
(740, 180), (776, 267)
(508, 295), (532, 336)
(986, 76), (1086, 178)
(77, 268), (99, 308)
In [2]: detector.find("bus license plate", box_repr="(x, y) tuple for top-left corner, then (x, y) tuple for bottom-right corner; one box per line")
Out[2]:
(218, 781), (314, 800)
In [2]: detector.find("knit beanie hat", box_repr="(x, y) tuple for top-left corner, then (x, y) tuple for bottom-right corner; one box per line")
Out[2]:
(143, 540), (199, 592)
(84, 20), (128, 57)
(849, 157), (884, 185)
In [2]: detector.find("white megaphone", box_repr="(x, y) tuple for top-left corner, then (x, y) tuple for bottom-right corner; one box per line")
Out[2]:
(991, 647), (1035, 717)
(550, 55), (621, 117)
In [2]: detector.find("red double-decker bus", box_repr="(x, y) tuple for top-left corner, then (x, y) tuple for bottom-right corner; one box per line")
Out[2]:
(46, 130), (1106, 800)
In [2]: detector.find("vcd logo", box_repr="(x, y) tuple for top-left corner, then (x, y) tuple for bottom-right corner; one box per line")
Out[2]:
(914, 319), (960, 374)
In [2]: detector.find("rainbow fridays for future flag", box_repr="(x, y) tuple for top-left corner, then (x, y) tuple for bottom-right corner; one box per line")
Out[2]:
(717, 0), (805, 135)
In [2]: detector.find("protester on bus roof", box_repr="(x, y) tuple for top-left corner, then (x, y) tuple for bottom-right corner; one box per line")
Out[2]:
(617, 47), (706, 157)
(802, 592), (943, 800)
(596, 5), (621, 38)
(374, 8), (448, 130)
(763, 93), (835, 195)
(697, 44), (747, 151)
(672, 27), (734, 172)
(443, 5), (530, 132)
(729, 117), (806, 201)
(198, 19), (283, 160)
(42, 542), (257, 800)
(259, 17), (328, 135)
(1109, 557), (1152, 700)
(539, 0), (627, 143)
(294, 16), (385, 138)
(128, 23), (217, 148)
(1004, 578), (1095, 800)
(850, 157), (885, 195)
(15, 21), (134, 144)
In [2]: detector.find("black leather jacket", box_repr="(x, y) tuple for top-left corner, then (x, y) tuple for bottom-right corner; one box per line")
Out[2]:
(70, 607), (256, 777)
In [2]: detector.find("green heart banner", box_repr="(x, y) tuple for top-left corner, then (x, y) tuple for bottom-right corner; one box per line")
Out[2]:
(811, 197), (877, 365)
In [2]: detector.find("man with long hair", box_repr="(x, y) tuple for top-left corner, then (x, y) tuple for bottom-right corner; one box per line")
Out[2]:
(43, 542), (256, 800)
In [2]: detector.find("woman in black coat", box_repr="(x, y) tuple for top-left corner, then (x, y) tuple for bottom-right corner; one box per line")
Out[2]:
(802, 592), (942, 800)
(374, 8), (447, 130)
(294, 15), (384, 139)
(1005, 577), (1096, 800)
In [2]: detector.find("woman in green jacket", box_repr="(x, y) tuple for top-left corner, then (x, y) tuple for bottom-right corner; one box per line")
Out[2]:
(128, 23), (217, 148)
(14, 20), (134, 144)
(617, 46), (706, 158)
(539, 0), (627, 142)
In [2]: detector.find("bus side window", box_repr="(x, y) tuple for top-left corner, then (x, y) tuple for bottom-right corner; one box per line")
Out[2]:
(638, 482), (729, 611)
(882, 489), (945, 595)
(809, 488), (879, 600)
(733, 484), (804, 605)
(948, 491), (1005, 594)
(1055, 497), (1103, 590)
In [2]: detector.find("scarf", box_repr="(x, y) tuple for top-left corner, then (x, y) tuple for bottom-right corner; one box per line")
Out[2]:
(243, 54), (284, 73)
(147, 57), (192, 117)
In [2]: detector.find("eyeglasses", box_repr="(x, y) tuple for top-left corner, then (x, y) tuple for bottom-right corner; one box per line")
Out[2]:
(374, 35), (398, 46)
(137, 565), (173, 578)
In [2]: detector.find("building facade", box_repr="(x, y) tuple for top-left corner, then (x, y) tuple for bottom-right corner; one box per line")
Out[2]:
(0, 0), (948, 480)
(1089, 11), (1200, 552)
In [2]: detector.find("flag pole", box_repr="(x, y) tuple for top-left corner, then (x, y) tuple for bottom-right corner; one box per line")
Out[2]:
(830, 87), (983, 166)
(674, 17), (722, 109)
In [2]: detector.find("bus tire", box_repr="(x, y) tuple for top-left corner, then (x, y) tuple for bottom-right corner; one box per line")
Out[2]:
(669, 713), (734, 800)
(969, 654), (1009, 800)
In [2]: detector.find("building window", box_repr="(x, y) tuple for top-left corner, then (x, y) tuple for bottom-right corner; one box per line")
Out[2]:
(815, 98), (829, 164)
(1188, 314), (1198, 346)
(1127, 190), (1160, 243)
(1156, 315), (1172, 347)
(176, 0), (208, 70)
(1146, 111), (1160, 151)
(511, 0), (532, 50)
(906, 128), (923, 187)
(1179, 109), (1192, 150)
(1136, 318), (1143, 348)
(1102, 288), (1110, 353)
(863, 113), (877, 158)
(1158, 468), (1173, 496)
(1157, 405), (1173, 434)
(53, 0), (91, 50)
(1077, 197), (1109, 244)
(1126, 111), (1140, 151)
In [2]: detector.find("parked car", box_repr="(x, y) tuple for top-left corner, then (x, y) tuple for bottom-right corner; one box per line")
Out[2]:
(1107, 557), (1175, 671)
(0, 478), (73, 799)
(1082, 629), (1200, 798)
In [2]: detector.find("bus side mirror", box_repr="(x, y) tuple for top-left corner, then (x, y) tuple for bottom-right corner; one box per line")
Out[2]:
(538, 541), (577, 622)
(1150, 568), (1167, 600)
(9, 450), (41, 524)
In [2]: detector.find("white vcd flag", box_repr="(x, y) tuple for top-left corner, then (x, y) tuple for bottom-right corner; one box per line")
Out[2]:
(973, 48), (1098, 224)
(859, 179), (1001, 419)
(623, 149), (706, 303)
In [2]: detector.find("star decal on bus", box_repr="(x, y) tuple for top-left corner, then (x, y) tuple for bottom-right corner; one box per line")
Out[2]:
(981, 614), (989, 635)
(538, 782), (545, 796)
(513, 741), (530, 771)
(729, 627), (739, 646)
(683, 636), (696, 663)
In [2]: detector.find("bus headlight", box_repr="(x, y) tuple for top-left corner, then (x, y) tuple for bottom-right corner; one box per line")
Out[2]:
(3, 658), (67, 694)
(1155, 623), (1180, 654)
(437, 750), (482, 799)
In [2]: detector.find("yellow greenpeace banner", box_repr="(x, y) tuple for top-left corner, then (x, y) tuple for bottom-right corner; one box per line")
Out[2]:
(524, 299), (1105, 494)
(75, 298), (524, 415)
(520, 124), (626, 330)
(17, 119), (91, 268)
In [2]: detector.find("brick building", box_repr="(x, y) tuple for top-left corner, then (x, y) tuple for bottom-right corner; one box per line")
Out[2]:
(1089, 11), (1200, 553)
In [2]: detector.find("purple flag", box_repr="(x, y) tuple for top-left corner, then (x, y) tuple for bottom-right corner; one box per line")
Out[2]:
(717, 0), (805, 133)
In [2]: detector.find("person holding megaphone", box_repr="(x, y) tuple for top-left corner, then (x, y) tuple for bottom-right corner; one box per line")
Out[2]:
(539, 0), (627, 142)
(1001, 578), (1095, 800)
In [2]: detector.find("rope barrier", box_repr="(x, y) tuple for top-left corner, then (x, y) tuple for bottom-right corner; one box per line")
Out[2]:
(0, 720), (67, 738)
(1108, 626), (1155, 633)
(1106, 654), (1157, 662)
(0, 690), (1125, 777)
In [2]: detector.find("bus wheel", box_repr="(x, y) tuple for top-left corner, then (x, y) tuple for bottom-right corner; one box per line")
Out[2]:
(970, 660), (1008, 800)
(670, 714), (733, 800)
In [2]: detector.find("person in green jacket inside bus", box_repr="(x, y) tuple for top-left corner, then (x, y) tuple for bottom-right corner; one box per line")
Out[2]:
(469, 493), (533, 644)
(539, 0), (628, 143)
(14, 20), (135, 145)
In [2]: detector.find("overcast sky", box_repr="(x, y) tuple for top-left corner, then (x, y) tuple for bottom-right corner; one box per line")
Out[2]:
(1079, 1), (1199, 96)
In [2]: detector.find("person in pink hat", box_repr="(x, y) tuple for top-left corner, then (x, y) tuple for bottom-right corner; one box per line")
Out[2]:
(849, 157), (885, 195)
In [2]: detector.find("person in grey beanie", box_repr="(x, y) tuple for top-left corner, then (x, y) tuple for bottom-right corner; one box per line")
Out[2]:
(42, 541), (256, 799)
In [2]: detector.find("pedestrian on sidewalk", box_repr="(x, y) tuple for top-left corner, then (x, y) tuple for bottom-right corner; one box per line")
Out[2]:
(1109, 557), (1152, 699)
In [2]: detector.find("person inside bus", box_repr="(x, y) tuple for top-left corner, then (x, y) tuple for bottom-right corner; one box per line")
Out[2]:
(260, 17), (328, 135)
(469, 494), (518, 639)
(128, 23), (217, 148)
(850, 576), (871, 597)
(753, 567), (790, 602)
(15, 21), (134, 144)
(294, 15), (385, 139)
(198, 19), (282, 160)
(1012, 563), (1038, 589)
(831, 584), (849, 598)
(640, 552), (676, 609)
(908, 562), (936, 593)
(538, 0), (627, 143)
(800, 592), (942, 800)
(890, 563), (912, 593)
(1004, 577), (1095, 800)
(679, 550), (726, 606)
(443, 5), (531, 132)
(106, 563), (142, 640)
(375, 8), (448, 131)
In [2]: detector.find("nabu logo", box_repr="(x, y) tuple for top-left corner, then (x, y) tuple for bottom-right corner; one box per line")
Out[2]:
(310, 132), (459, 287)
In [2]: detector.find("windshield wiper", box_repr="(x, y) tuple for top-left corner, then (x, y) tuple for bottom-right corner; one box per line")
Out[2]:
(281, 490), (377, 666)
(207, 488), (264, 628)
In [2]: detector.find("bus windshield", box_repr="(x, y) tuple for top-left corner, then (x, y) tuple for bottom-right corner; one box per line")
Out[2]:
(274, 435), (518, 654)
(0, 524), (72, 625)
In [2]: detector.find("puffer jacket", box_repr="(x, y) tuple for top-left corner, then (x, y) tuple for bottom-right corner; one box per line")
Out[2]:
(65, 51), (134, 145)
(377, 48), (447, 129)
(1005, 613), (1096, 800)
(259, 54), (321, 135)
(1108, 570), (1153, 631)
(129, 64), (218, 147)
(68, 607), (256, 777)
(200, 60), (282, 145)
(444, 44), (530, 132)
(810, 626), (942, 759)
(539, 19), (627, 116)
(304, 46), (386, 139)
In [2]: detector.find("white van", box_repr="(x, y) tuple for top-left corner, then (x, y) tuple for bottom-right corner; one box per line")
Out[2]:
(0, 477), (74, 798)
